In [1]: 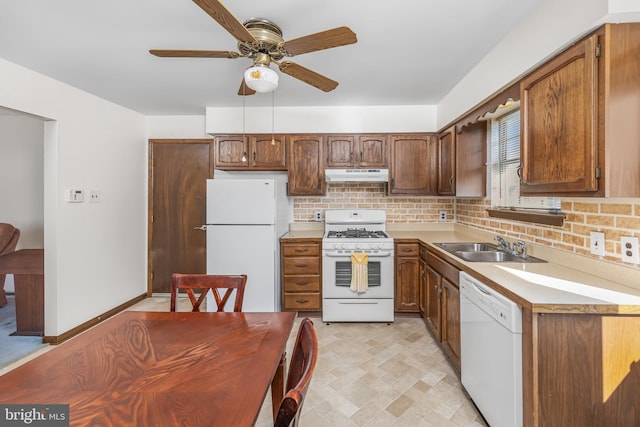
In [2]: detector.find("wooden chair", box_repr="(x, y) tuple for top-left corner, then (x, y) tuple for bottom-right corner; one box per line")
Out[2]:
(170, 273), (247, 312)
(274, 317), (319, 427)
(0, 223), (20, 307)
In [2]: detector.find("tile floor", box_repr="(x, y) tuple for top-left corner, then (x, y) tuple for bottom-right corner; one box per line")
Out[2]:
(132, 297), (487, 427)
(2, 296), (487, 426)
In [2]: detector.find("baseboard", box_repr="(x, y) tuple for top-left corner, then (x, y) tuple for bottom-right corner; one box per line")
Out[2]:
(42, 293), (148, 345)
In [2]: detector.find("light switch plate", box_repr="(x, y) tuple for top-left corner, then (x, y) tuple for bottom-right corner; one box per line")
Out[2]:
(621, 236), (640, 264)
(589, 231), (605, 256)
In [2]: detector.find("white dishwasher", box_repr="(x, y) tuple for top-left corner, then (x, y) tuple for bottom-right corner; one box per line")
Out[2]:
(459, 271), (523, 427)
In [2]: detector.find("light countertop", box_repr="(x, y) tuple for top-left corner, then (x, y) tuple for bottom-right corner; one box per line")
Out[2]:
(389, 228), (640, 315)
(282, 222), (640, 314)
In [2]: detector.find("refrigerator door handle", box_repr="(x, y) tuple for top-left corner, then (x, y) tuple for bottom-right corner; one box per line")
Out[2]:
(193, 225), (208, 231)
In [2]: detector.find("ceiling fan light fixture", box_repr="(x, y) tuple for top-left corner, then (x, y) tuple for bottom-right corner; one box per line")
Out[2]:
(244, 65), (279, 93)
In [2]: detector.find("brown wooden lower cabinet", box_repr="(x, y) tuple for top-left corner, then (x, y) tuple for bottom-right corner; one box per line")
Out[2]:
(523, 310), (640, 427)
(395, 242), (420, 312)
(424, 248), (461, 371)
(280, 239), (322, 311)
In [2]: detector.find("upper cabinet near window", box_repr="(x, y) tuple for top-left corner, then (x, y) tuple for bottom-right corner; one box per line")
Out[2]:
(389, 133), (438, 195)
(214, 134), (287, 170)
(456, 122), (487, 197)
(326, 134), (388, 168)
(437, 127), (456, 195)
(521, 23), (640, 197)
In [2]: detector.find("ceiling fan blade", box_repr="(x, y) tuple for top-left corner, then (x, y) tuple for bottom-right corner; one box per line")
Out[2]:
(149, 49), (239, 59)
(283, 26), (357, 56)
(192, 0), (257, 45)
(279, 61), (338, 92)
(238, 77), (256, 96)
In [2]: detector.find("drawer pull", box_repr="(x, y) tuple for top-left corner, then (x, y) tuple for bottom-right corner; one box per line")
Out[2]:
(296, 299), (310, 304)
(295, 263), (308, 268)
(294, 249), (308, 253)
(296, 281), (310, 286)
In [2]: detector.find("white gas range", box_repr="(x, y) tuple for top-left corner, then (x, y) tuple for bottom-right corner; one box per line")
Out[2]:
(321, 210), (395, 323)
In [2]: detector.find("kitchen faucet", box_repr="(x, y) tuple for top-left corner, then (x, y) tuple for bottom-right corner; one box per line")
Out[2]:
(512, 240), (527, 259)
(494, 236), (511, 252)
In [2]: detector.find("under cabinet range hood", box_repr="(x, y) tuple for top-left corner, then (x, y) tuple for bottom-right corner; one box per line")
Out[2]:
(325, 168), (389, 183)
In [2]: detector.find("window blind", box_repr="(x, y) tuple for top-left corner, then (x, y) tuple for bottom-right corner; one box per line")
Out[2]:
(490, 110), (561, 212)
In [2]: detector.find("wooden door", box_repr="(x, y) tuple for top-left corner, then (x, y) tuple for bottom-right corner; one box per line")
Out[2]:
(520, 33), (600, 194)
(358, 135), (388, 168)
(214, 135), (247, 169)
(250, 135), (287, 170)
(437, 127), (456, 195)
(149, 139), (213, 294)
(441, 278), (461, 369)
(425, 264), (442, 340)
(287, 135), (325, 196)
(326, 135), (355, 168)
(389, 134), (437, 195)
(395, 256), (420, 312)
(456, 122), (487, 197)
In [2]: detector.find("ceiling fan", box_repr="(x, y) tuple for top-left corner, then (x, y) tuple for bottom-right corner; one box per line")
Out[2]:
(150, 0), (357, 95)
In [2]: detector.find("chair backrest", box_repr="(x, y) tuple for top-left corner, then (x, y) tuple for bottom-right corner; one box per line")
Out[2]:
(274, 317), (319, 427)
(0, 223), (19, 255)
(170, 274), (247, 312)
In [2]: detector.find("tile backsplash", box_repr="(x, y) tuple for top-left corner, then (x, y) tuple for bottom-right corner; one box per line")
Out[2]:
(292, 184), (640, 269)
(292, 183), (454, 223)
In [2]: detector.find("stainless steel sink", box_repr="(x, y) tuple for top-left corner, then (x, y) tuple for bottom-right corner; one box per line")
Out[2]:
(433, 242), (547, 263)
(433, 242), (500, 252)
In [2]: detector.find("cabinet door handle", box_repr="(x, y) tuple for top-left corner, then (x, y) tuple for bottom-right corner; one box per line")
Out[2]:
(517, 163), (523, 183)
(449, 176), (453, 187)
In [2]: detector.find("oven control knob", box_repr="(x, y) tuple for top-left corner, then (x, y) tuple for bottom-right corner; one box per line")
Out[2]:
(356, 243), (364, 250)
(335, 243), (343, 250)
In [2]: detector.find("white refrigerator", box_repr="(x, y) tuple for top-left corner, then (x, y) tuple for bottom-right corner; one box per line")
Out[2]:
(205, 177), (290, 312)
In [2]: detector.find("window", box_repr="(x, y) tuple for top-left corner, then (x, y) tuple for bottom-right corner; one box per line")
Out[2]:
(489, 108), (561, 213)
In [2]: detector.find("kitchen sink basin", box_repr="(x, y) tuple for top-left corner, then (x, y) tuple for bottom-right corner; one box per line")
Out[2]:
(433, 242), (500, 252)
(433, 242), (547, 263)
(453, 250), (546, 263)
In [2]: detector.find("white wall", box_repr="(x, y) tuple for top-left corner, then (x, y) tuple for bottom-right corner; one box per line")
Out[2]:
(146, 115), (211, 139)
(436, 0), (640, 128)
(0, 58), (147, 335)
(206, 105), (438, 134)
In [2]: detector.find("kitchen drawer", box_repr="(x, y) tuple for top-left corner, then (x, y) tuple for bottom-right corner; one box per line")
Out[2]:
(283, 257), (320, 275)
(396, 243), (419, 257)
(283, 293), (321, 310)
(282, 243), (320, 257)
(427, 250), (460, 286)
(283, 275), (321, 292)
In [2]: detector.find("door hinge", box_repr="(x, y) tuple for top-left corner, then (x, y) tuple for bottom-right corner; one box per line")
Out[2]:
(595, 44), (601, 58)
(595, 166), (601, 179)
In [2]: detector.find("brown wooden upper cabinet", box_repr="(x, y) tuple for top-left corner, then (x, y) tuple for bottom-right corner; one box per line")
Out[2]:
(326, 134), (388, 168)
(389, 133), (438, 195)
(520, 23), (640, 197)
(456, 121), (487, 198)
(214, 134), (287, 170)
(287, 135), (325, 196)
(437, 127), (456, 195)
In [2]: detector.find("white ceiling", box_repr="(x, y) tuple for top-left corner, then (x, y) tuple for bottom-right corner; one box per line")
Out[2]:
(0, 0), (542, 115)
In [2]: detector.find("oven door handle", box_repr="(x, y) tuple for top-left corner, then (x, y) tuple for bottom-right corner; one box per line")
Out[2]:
(323, 251), (393, 257)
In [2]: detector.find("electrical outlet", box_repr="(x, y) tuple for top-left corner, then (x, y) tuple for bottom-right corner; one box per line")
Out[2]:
(439, 211), (447, 222)
(589, 231), (605, 256)
(89, 190), (101, 203)
(314, 210), (322, 222)
(621, 236), (640, 264)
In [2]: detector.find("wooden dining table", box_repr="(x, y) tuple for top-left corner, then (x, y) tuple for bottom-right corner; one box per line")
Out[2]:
(0, 310), (297, 426)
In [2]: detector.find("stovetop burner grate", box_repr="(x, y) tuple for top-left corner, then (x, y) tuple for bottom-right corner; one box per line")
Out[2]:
(325, 228), (389, 239)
